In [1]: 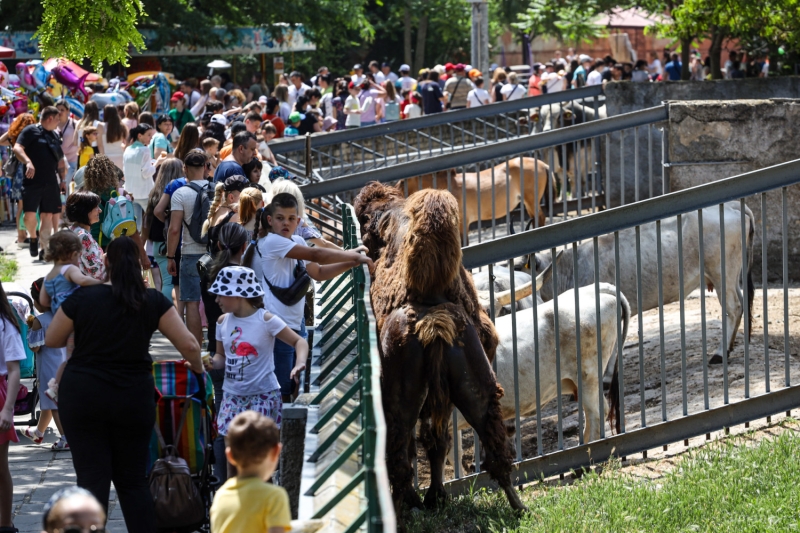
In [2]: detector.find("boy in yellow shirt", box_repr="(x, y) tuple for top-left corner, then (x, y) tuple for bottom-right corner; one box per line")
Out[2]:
(210, 411), (291, 533)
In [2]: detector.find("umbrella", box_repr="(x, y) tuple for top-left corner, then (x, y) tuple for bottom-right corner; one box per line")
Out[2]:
(206, 60), (231, 69)
(0, 46), (15, 59)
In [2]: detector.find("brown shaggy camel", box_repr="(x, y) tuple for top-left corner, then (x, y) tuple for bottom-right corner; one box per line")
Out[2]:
(353, 182), (526, 517)
(400, 157), (552, 243)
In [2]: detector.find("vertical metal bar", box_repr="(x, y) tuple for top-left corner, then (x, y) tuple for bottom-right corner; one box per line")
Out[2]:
(452, 411), (461, 479)
(661, 126), (668, 195)
(519, 155), (526, 234)
(719, 203), (729, 405)
(698, 209), (709, 409)
(634, 127), (640, 202)
(509, 259), (522, 461)
(648, 124), (654, 199)
(783, 187), (790, 387)
(572, 244), (584, 445)
(532, 263), (543, 456)
(614, 232), (625, 433)
(533, 155), (540, 228)
(619, 130), (625, 206)
(576, 139), (583, 215)
(551, 247), (564, 449)
(762, 193), (770, 392)
(593, 238), (604, 440)
(462, 168), (468, 246)
(548, 149), (555, 224)
(506, 159), (512, 238)
(561, 137), (568, 217)
(677, 215), (688, 416)
(476, 165), (482, 244)
(656, 220), (667, 422)
(740, 198), (750, 399)
(635, 226), (646, 428)
(491, 164), (497, 239)
(590, 136), (597, 213)
(605, 134), (611, 211)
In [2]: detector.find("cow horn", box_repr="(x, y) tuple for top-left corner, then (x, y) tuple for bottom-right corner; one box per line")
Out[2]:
(477, 269), (548, 311)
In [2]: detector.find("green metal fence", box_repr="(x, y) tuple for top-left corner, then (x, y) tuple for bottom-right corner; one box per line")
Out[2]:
(306, 204), (396, 533)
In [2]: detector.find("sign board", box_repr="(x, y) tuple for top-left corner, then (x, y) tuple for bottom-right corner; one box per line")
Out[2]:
(0, 25), (315, 60)
(273, 56), (285, 87)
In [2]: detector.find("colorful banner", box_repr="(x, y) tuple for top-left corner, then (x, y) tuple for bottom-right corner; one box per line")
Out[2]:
(0, 25), (315, 60)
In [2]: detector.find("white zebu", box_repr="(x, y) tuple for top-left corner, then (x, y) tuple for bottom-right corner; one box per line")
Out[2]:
(451, 276), (630, 469)
(529, 201), (754, 365)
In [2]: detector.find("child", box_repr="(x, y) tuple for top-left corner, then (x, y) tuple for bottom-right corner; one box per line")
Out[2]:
(20, 278), (68, 450)
(78, 126), (98, 168)
(400, 88), (411, 119)
(42, 487), (106, 533)
(344, 81), (369, 129)
(242, 193), (372, 402)
(0, 281), (24, 530)
(202, 136), (220, 171)
(209, 411), (291, 533)
(405, 92), (422, 119)
(258, 122), (278, 167)
(207, 266), (308, 479)
(39, 231), (104, 401)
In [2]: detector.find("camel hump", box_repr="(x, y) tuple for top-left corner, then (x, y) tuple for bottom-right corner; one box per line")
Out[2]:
(402, 189), (462, 297)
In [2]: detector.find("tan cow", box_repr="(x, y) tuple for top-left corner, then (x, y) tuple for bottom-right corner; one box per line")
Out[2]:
(399, 157), (552, 243)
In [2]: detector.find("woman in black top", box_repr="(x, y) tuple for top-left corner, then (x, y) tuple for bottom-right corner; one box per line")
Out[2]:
(46, 236), (203, 533)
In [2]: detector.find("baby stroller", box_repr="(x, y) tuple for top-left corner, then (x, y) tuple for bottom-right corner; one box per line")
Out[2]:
(148, 361), (217, 533)
(5, 283), (39, 427)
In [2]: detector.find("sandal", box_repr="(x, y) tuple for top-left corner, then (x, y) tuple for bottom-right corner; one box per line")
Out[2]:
(51, 437), (69, 451)
(21, 427), (43, 444)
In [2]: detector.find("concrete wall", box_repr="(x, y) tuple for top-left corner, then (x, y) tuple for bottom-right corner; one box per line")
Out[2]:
(602, 77), (800, 208)
(665, 99), (800, 281)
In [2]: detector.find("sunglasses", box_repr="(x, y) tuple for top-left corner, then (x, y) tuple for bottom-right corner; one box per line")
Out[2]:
(54, 527), (106, 533)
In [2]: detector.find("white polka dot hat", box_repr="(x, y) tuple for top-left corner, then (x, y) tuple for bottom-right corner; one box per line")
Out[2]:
(209, 266), (265, 298)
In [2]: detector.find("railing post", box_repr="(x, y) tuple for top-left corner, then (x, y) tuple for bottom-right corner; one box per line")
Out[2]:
(305, 132), (312, 178)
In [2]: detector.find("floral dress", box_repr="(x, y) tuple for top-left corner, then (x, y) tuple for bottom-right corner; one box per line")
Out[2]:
(70, 224), (106, 281)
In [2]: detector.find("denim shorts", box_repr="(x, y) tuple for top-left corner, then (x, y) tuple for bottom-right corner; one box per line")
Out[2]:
(179, 253), (203, 302)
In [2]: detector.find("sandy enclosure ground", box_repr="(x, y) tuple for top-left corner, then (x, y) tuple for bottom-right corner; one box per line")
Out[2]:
(414, 285), (800, 487)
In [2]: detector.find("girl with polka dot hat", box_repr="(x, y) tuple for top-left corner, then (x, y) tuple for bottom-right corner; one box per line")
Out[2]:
(207, 266), (308, 477)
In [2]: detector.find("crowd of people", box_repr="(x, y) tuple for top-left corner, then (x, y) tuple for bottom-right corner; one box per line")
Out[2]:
(0, 66), (373, 530)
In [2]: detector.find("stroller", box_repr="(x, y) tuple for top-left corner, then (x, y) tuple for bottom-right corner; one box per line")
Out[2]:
(148, 361), (217, 532)
(6, 283), (40, 427)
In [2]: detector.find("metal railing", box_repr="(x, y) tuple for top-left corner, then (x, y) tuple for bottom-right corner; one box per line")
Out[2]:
(438, 157), (800, 495)
(305, 205), (395, 533)
(273, 86), (605, 180)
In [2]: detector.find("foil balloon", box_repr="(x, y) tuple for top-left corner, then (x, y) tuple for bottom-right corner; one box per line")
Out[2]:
(90, 91), (131, 108)
(11, 97), (28, 116)
(64, 97), (84, 119)
(52, 64), (89, 101)
(16, 63), (38, 93)
(0, 63), (7, 88)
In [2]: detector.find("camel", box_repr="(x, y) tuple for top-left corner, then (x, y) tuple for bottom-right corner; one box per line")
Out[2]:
(353, 182), (526, 518)
(399, 157), (552, 243)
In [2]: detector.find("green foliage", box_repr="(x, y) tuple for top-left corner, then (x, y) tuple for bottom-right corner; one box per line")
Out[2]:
(0, 256), (18, 283)
(513, 0), (608, 44)
(36, 0), (146, 69)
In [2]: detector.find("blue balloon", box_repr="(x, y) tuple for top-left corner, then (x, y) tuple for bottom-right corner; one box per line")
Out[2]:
(65, 97), (84, 119)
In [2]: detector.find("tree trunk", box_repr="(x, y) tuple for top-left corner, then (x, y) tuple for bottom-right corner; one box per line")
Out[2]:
(404, 6), (412, 67)
(680, 36), (692, 80)
(414, 14), (428, 74)
(709, 27), (725, 80)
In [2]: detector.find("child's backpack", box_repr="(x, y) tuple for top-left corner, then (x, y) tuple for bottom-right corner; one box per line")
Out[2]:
(183, 181), (213, 246)
(100, 190), (137, 245)
(385, 100), (400, 122)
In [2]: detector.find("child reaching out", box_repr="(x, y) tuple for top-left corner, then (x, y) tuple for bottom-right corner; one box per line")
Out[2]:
(20, 278), (68, 450)
(209, 411), (291, 533)
(206, 266), (308, 480)
(40, 231), (104, 401)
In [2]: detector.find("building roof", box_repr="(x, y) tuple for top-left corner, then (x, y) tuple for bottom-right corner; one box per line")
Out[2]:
(595, 8), (664, 28)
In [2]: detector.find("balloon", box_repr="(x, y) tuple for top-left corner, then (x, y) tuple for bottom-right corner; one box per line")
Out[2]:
(16, 63), (37, 93)
(52, 63), (89, 101)
(0, 63), (7, 88)
(90, 91), (130, 108)
(11, 97), (28, 116)
(64, 97), (84, 119)
(31, 63), (48, 90)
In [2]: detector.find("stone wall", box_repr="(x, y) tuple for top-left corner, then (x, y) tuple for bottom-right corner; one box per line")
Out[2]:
(602, 78), (800, 208)
(665, 99), (800, 281)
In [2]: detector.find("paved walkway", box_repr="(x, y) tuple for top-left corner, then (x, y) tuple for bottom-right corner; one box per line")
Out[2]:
(1, 223), (180, 532)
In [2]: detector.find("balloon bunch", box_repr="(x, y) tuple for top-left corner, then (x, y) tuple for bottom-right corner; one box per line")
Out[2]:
(127, 73), (171, 116)
(0, 63), (30, 129)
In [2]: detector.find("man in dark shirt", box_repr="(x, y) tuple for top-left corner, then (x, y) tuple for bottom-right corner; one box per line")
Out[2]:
(421, 71), (445, 114)
(13, 106), (65, 258)
(213, 132), (257, 184)
(664, 53), (683, 81)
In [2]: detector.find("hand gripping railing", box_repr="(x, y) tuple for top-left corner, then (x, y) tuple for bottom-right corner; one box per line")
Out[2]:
(305, 205), (396, 533)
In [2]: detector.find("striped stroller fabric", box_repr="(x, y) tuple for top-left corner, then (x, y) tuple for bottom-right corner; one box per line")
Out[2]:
(149, 362), (216, 475)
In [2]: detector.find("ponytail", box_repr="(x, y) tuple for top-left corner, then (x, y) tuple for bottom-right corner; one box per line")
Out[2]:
(202, 182), (225, 236)
(242, 207), (270, 269)
(209, 223), (249, 282)
(106, 237), (146, 312)
(128, 123), (153, 144)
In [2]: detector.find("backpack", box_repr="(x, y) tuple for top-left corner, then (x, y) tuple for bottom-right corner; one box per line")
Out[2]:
(99, 190), (137, 246)
(385, 100), (400, 121)
(149, 401), (205, 531)
(183, 181), (213, 246)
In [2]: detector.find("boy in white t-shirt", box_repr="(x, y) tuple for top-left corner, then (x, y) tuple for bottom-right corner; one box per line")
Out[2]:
(253, 193), (373, 401)
(466, 77), (490, 108)
(404, 92), (422, 119)
(344, 82), (371, 128)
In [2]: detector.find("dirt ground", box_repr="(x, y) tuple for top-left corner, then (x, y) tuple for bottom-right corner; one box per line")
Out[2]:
(413, 285), (800, 487)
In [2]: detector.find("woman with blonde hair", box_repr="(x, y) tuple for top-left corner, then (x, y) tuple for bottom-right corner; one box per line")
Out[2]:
(122, 102), (139, 132)
(232, 187), (264, 232)
(0, 113), (36, 243)
(273, 85), (292, 122)
(201, 175), (249, 239)
(491, 67), (508, 103)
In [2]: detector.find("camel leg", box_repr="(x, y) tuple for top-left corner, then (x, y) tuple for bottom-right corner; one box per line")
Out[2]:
(418, 410), (452, 509)
(445, 329), (526, 511)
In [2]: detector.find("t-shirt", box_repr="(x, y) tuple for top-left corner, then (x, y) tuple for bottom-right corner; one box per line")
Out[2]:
(399, 76), (416, 93)
(298, 114), (319, 135)
(648, 59), (662, 76)
(319, 92), (334, 118)
(149, 132), (173, 159)
(344, 95), (362, 127)
(542, 72), (564, 93)
(665, 61), (682, 81)
(214, 161), (245, 184)
(405, 103), (422, 119)
(210, 477), (291, 533)
(164, 177), (187, 196)
(467, 88), (490, 107)
(168, 108), (195, 133)
(257, 233), (307, 329)
(262, 114), (286, 138)
(420, 81), (444, 114)
(216, 309), (285, 396)
(16, 124), (63, 189)
(287, 83), (311, 108)
(170, 180), (210, 254)
(586, 70), (603, 86)
(500, 83), (525, 100)
(359, 89), (379, 123)
(444, 76), (474, 108)
(0, 317), (27, 376)
(249, 83), (264, 100)
(61, 285), (172, 383)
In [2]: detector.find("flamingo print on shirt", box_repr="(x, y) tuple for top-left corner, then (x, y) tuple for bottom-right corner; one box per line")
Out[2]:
(230, 326), (259, 380)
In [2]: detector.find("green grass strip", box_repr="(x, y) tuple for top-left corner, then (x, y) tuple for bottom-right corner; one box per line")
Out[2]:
(0, 255), (18, 282)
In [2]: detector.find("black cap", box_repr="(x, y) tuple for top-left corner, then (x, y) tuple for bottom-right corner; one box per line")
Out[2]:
(184, 150), (208, 168)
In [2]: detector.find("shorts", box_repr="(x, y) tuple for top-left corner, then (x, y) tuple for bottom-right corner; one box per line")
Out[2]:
(179, 253), (203, 302)
(217, 390), (282, 436)
(22, 184), (62, 214)
(0, 379), (20, 445)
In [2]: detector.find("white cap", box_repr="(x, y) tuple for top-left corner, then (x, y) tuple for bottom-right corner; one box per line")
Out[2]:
(258, 95), (268, 103)
(579, 54), (591, 63)
(210, 114), (227, 126)
(399, 64), (410, 72)
(465, 64), (473, 71)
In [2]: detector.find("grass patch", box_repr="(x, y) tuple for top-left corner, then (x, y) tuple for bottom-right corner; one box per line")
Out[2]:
(0, 255), (17, 282)
(407, 421), (800, 533)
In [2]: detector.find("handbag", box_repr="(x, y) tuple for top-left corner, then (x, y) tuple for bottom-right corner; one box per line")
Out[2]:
(196, 252), (214, 281)
(265, 260), (312, 307)
(2, 155), (19, 178)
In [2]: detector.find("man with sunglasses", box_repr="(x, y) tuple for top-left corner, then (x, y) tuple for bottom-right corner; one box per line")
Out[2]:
(213, 131), (257, 184)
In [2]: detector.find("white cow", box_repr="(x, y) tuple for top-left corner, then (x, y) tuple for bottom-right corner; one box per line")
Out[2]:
(453, 279), (630, 469)
(529, 201), (754, 365)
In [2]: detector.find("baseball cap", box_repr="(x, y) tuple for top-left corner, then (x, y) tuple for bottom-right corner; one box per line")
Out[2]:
(454, 63), (466, 71)
(399, 64), (410, 72)
(288, 111), (304, 123)
(258, 95), (268, 103)
(353, 63), (362, 70)
(444, 62), (455, 71)
(579, 54), (591, 63)
(210, 114), (227, 126)
(322, 116), (336, 130)
(170, 91), (185, 101)
(469, 68), (482, 78)
(348, 81), (356, 89)
(381, 61), (391, 68)
(184, 151), (207, 167)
